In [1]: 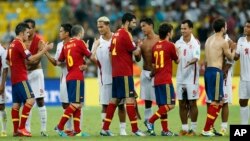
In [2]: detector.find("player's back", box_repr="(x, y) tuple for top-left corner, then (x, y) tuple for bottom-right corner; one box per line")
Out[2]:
(205, 34), (226, 69)
(153, 40), (178, 85)
(62, 38), (91, 81)
(110, 28), (135, 77)
(7, 39), (28, 84)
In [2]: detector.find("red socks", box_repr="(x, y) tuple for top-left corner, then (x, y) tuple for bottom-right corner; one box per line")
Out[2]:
(19, 103), (32, 129)
(11, 108), (19, 133)
(204, 105), (222, 131)
(160, 113), (169, 132)
(58, 104), (77, 130)
(126, 103), (138, 132)
(103, 103), (116, 130)
(73, 108), (81, 133)
(149, 105), (170, 123)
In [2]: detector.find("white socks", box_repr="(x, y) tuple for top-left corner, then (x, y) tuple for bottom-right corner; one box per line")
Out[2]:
(0, 110), (7, 132)
(144, 108), (152, 121)
(240, 106), (249, 125)
(182, 124), (189, 131)
(221, 122), (228, 130)
(38, 106), (47, 132)
(119, 122), (127, 135)
(190, 122), (197, 132)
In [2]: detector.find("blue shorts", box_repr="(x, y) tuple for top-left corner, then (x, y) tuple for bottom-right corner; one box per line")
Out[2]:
(67, 80), (84, 103)
(12, 81), (34, 103)
(154, 84), (176, 106)
(112, 76), (135, 99)
(204, 67), (224, 102)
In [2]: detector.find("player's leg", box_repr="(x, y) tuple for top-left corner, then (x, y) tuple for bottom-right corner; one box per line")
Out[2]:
(18, 81), (35, 137)
(146, 84), (176, 136)
(36, 97), (48, 136)
(177, 84), (189, 135)
(220, 103), (228, 134)
(239, 80), (249, 125)
(124, 76), (144, 136)
(118, 102), (127, 135)
(187, 84), (199, 135)
(0, 97), (7, 136)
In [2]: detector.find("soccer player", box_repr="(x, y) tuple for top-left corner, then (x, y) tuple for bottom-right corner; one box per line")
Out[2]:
(202, 18), (235, 137)
(23, 19), (48, 136)
(234, 20), (250, 125)
(0, 44), (8, 137)
(55, 25), (95, 137)
(100, 13), (145, 136)
(139, 17), (158, 123)
(175, 20), (200, 136)
(91, 16), (127, 135)
(144, 22), (179, 136)
(206, 34), (236, 136)
(45, 23), (74, 135)
(7, 22), (52, 137)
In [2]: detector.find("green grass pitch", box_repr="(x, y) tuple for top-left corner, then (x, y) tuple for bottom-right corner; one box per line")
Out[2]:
(1, 105), (241, 141)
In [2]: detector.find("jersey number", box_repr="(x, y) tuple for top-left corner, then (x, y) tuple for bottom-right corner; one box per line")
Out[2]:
(111, 38), (117, 55)
(8, 49), (12, 66)
(67, 49), (73, 67)
(183, 49), (186, 56)
(154, 51), (164, 68)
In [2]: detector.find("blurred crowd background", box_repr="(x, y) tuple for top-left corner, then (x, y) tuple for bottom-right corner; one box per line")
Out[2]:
(0, 0), (249, 78)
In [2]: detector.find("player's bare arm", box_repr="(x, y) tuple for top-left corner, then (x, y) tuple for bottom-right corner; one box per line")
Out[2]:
(27, 42), (53, 62)
(222, 41), (235, 61)
(0, 68), (8, 95)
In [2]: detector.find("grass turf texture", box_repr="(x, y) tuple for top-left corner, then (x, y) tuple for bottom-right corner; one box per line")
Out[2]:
(1, 105), (241, 141)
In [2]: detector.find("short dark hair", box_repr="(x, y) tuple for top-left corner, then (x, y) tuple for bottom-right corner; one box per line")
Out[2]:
(122, 13), (136, 24)
(213, 18), (226, 32)
(15, 22), (29, 35)
(247, 20), (250, 24)
(24, 18), (36, 28)
(158, 22), (173, 40)
(71, 25), (83, 37)
(61, 23), (72, 37)
(140, 17), (154, 28)
(182, 19), (193, 28)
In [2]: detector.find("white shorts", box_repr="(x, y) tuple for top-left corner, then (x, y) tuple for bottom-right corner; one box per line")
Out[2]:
(140, 70), (155, 101)
(176, 83), (199, 100)
(59, 75), (69, 103)
(223, 82), (232, 104)
(28, 69), (45, 99)
(99, 84), (112, 105)
(99, 83), (124, 105)
(239, 80), (250, 99)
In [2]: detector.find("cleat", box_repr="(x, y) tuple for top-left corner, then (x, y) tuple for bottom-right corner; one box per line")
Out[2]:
(179, 130), (188, 136)
(187, 129), (196, 136)
(161, 130), (178, 136)
(1, 131), (7, 137)
(133, 130), (146, 136)
(54, 126), (67, 137)
(41, 131), (48, 137)
(201, 130), (215, 137)
(13, 132), (22, 137)
(211, 128), (223, 136)
(100, 130), (114, 136)
(64, 130), (74, 136)
(74, 132), (90, 137)
(144, 120), (156, 136)
(18, 128), (32, 137)
(219, 129), (226, 136)
(120, 130), (127, 136)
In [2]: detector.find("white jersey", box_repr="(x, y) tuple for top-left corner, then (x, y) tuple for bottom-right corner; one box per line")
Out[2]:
(175, 34), (200, 84)
(95, 35), (112, 85)
(0, 45), (8, 103)
(54, 41), (68, 77)
(236, 37), (250, 81)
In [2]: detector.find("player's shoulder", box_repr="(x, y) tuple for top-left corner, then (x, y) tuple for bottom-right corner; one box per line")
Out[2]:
(237, 36), (245, 43)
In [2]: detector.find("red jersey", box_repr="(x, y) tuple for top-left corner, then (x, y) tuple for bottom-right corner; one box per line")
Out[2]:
(29, 34), (42, 54)
(152, 40), (178, 85)
(58, 38), (91, 81)
(110, 28), (136, 77)
(7, 38), (31, 84)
